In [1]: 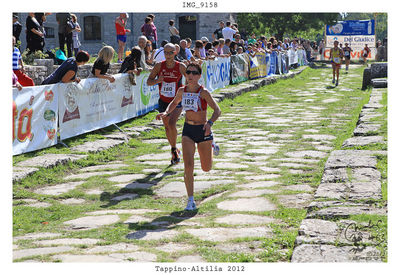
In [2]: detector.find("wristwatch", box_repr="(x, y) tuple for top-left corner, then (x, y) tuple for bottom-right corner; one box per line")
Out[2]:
(207, 120), (214, 126)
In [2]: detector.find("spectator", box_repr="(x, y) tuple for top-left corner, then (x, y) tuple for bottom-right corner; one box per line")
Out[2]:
(12, 71), (23, 91)
(193, 40), (205, 60)
(234, 33), (241, 44)
(229, 41), (238, 55)
(13, 36), (34, 87)
(318, 40), (325, 60)
(200, 37), (209, 58)
(237, 46), (244, 54)
(376, 40), (385, 62)
(222, 39), (231, 55)
(70, 14), (82, 57)
(212, 40), (219, 53)
(115, 13), (131, 63)
(119, 46), (142, 73)
(217, 38), (224, 55)
(13, 14), (22, 46)
(185, 38), (194, 61)
(168, 19), (180, 44)
(138, 36), (153, 70)
(145, 40), (156, 66)
(42, 50), (90, 84)
(248, 33), (257, 45)
(141, 17), (155, 49)
(91, 45), (115, 83)
(222, 21), (237, 41)
(119, 46), (143, 85)
(56, 13), (73, 57)
(212, 21), (224, 41)
(154, 40), (168, 63)
(26, 12), (45, 54)
(147, 14), (158, 49)
(177, 39), (190, 63)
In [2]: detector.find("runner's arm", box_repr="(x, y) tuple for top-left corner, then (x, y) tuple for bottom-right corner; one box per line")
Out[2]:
(146, 62), (162, 86)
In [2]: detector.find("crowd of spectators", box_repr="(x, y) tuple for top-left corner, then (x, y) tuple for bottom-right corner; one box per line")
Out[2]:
(12, 13), (329, 88)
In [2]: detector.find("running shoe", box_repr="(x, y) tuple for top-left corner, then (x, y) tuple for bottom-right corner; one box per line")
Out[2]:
(335, 80), (339, 86)
(332, 79), (335, 84)
(171, 148), (181, 165)
(212, 141), (220, 156)
(184, 200), (197, 211)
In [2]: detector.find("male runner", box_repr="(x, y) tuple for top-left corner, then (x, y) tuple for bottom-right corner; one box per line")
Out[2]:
(329, 40), (344, 86)
(147, 43), (187, 164)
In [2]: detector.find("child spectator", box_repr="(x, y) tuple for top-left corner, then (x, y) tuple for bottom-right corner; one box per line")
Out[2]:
(91, 46), (115, 83)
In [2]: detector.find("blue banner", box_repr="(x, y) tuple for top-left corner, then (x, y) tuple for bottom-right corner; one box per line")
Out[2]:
(326, 20), (375, 36)
(268, 52), (277, 76)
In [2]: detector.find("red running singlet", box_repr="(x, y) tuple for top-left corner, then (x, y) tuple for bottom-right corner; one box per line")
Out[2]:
(158, 61), (182, 103)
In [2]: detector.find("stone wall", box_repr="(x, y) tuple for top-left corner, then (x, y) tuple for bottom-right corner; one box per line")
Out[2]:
(24, 59), (123, 85)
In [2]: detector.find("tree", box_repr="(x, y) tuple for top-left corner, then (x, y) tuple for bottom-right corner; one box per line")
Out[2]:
(237, 13), (340, 41)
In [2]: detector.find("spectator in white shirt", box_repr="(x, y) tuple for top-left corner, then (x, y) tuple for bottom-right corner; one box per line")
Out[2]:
(154, 40), (168, 63)
(222, 21), (237, 41)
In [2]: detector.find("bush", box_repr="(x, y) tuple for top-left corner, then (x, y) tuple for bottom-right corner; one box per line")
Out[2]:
(21, 50), (49, 65)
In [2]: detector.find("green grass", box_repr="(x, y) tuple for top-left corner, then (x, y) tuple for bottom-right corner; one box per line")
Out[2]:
(12, 64), (387, 262)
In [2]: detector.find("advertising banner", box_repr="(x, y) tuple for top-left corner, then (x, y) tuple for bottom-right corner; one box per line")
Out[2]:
(288, 49), (298, 66)
(326, 20), (376, 60)
(13, 85), (58, 155)
(326, 20), (375, 36)
(200, 57), (231, 92)
(249, 52), (267, 79)
(230, 54), (250, 84)
(268, 52), (277, 76)
(58, 73), (159, 140)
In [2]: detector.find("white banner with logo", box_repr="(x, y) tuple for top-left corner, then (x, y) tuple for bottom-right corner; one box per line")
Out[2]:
(58, 72), (159, 140)
(13, 85), (58, 155)
(200, 57), (231, 92)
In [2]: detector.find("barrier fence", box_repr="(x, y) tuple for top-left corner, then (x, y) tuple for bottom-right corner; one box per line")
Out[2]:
(12, 49), (308, 155)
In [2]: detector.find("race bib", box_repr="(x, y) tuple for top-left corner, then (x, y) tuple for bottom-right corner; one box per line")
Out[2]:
(333, 57), (340, 64)
(182, 93), (199, 112)
(160, 82), (176, 98)
(344, 51), (350, 56)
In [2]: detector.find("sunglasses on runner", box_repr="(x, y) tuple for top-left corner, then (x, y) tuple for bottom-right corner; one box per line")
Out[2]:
(186, 70), (200, 75)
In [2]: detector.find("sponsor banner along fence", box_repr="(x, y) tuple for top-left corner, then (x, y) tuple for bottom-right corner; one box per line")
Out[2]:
(230, 54), (250, 84)
(200, 57), (231, 92)
(326, 19), (376, 60)
(13, 85), (58, 155)
(13, 51), (306, 155)
(58, 72), (158, 140)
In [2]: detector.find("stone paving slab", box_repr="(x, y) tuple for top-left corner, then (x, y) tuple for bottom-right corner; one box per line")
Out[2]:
(14, 154), (87, 168)
(325, 150), (377, 168)
(217, 197), (277, 212)
(276, 193), (314, 208)
(307, 206), (387, 219)
(185, 227), (273, 242)
(85, 209), (162, 215)
(13, 167), (39, 182)
(215, 242), (264, 255)
(176, 255), (206, 262)
(108, 174), (147, 183)
(291, 244), (383, 262)
(126, 229), (179, 240)
(238, 181), (281, 189)
(228, 189), (278, 197)
(33, 238), (102, 246)
(64, 215), (120, 230)
(215, 214), (277, 225)
(342, 136), (384, 148)
(13, 246), (74, 260)
(34, 181), (85, 195)
(64, 171), (116, 180)
(70, 139), (125, 153)
(111, 193), (139, 201)
(79, 163), (129, 172)
(156, 243), (196, 253)
(285, 150), (327, 159)
(13, 232), (62, 241)
(84, 243), (140, 254)
(353, 124), (381, 136)
(52, 254), (125, 262)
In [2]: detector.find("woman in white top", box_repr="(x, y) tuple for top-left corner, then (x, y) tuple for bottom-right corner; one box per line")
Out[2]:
(70, 14), (81, 57)
(169, 19), (180, 44)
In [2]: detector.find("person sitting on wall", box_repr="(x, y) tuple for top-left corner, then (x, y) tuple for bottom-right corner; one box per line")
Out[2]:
(41, 50), (90, 85)
(119, 46), (143, 85)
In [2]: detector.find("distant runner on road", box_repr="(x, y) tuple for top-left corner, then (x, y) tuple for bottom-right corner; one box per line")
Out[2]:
(342, 43), (353, 72)
(329, 40), (344, 86)
(147, 43), (187, 165)
(156, 62), (221, 211)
